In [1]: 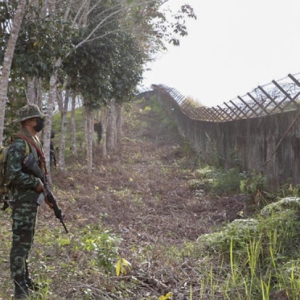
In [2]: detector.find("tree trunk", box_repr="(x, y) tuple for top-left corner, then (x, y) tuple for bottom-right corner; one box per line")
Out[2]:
(84, 105), (93, 174)
(58, 88), (70, 171)
(107, 98), (116, 151)
(89, 110), (94, 170)
(44, 74), (56, 181)
(56, 87), (63, 115)
(0, 0), (27, 146)
(95, 109), (101, 122)
(70, 92), (77, 156)
(44, 58), (61, 180)
(36, 77), (43, 108)
(101, 106), (109, 158)
(26, 76), (37, 104)
(116, 102), (123, 145)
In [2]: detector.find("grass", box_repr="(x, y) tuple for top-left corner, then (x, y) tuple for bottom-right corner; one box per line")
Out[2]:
(194, 206), (300, 299)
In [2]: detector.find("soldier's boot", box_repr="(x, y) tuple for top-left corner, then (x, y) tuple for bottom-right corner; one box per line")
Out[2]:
(25, 277), (38, 291)
(25, 261), (40, 291)
(14, 281), (29, 300)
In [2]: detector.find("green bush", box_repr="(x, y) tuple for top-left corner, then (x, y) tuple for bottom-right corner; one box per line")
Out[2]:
(194, 200), (300, 299)
(211, 167), (242, 195)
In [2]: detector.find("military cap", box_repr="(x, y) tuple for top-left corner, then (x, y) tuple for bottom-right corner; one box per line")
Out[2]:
(13, 104), (47, 122)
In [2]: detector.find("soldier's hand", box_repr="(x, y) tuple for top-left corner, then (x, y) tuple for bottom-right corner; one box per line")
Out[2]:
(35, 180), (44, 193)
(45, 196), (54, 209)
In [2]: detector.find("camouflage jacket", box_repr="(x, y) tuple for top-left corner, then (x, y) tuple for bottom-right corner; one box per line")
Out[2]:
(6, 128), (45, 202)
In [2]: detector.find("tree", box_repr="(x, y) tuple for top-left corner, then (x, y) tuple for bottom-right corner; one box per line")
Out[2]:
(64, 1), (121, 172)
(107, 31), (145, 150)
(11, 1), (77, 171)
(0, 0), (27, 146)
(0, 0), (196, 171)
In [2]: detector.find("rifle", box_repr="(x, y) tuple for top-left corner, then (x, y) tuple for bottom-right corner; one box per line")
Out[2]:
(22, 153), (68, 233)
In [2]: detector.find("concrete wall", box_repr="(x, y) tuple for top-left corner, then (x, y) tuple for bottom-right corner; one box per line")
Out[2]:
(154, 89), (300, 190)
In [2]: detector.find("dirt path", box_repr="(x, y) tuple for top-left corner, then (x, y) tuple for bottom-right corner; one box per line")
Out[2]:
(55, 100), (252, 239)
(49, 99), (256, 299)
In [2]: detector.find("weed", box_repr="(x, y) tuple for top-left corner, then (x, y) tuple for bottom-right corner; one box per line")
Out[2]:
(240, 171), (266, 196)
(279, 181), (300, 198)
(81, 226), (121, 275)
(211, 167), (242, 195)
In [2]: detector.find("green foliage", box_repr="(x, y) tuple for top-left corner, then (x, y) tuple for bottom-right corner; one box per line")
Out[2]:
(146, 96), (170, 118)
(180, 138), (198, 163)
(240, 171), (266, 196)
(50, 106), (86, 158)
(229, 145), (243, 170)
(198, 210), (300, 263)
(202, 133), (224, 167)
(3, 100), (27, 142)
(110, 31), (144, 103)
(194, 165), (213, 179)
(194, 200), (300, 299)
(277, 259), (300, 299)
(197, 219), (260, 257)
(0, 2), (16, 53)
(261, 197), (300, 216)
(211, 167), (242, 195)
(187, 179), (205, 191)
(131, 96), (178, 133)
(81, 226), (121, 275)
(64, 2), (145, 109)
(13, 4), (76, 80)
(279, 181), (300, 198)
(192, 165), (242, 195)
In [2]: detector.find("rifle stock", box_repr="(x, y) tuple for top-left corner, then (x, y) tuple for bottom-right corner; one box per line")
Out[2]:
(23, 154), (68, 233)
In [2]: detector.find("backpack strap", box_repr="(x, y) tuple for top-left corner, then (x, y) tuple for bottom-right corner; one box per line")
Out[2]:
(16, 134), (48, 175)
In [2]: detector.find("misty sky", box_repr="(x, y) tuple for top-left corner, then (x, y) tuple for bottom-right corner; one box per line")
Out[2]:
(141, 0), (300, 107)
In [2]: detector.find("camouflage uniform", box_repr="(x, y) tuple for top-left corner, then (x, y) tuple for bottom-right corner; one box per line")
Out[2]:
(6, 105), (46, 296)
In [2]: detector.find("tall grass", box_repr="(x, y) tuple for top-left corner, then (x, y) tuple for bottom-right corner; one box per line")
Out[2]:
(193, 204), (300, 299)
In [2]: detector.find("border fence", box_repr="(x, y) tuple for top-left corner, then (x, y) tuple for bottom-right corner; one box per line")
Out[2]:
(151, 72), (300, 122)
(144, 73), (300, 189)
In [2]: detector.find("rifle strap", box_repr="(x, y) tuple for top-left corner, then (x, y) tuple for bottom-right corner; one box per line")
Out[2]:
(16, 134), (48, 175)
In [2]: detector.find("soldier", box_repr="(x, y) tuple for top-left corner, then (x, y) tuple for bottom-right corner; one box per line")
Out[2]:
(50, 130), (57, 167)
(94, 120), (102, 144)
(6, 104), (50, 299)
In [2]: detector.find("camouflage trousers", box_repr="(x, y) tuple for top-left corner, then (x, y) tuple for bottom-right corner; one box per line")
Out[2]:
(10, 193), (38, 282)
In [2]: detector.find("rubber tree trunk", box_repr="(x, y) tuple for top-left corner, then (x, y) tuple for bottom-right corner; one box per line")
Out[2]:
(116, 102), (123, 145)
(70, 93), (77, 156)
(84, 105), (94, 174)
(58, 88), (70, 171)
(43, 58), (61, 185)
(107, 98), (116, 151)
(101, 105), (109, 158)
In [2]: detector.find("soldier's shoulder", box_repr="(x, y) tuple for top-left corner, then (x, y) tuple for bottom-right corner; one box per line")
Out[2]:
(9, 136), (27, 152)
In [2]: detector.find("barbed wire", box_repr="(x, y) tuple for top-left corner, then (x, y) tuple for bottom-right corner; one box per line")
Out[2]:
(150, 73), (300, 122)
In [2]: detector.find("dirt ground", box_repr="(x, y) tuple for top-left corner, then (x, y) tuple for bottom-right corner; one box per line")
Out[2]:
(59, 100), (255, 235)
(47, 99), (258, 299)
